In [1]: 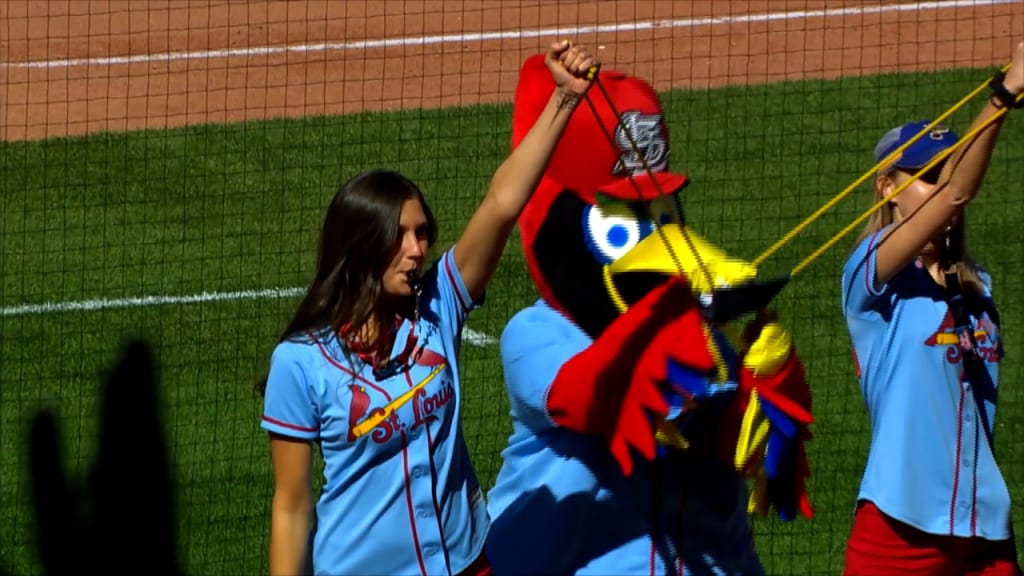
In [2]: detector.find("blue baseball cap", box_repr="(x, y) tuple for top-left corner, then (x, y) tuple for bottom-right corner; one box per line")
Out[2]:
(873, 120), (960, 170)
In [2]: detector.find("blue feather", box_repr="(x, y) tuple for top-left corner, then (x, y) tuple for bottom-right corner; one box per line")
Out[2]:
(759, 396), (797, 438)
(759, 397), (796, 479)
(665, 360), (709, 399)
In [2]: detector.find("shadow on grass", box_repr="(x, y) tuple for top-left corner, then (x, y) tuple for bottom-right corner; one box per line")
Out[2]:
(9, 338), (182, 576)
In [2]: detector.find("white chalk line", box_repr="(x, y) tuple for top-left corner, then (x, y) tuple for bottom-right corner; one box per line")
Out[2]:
(0, 0), (1015, 70)
(0, 287), (498, 347)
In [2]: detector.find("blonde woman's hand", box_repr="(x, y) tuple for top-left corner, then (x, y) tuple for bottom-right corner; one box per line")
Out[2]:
(545, 40), (600, 96)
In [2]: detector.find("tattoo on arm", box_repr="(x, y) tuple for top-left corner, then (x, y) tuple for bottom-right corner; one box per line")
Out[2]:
(556, 90), (581, 111)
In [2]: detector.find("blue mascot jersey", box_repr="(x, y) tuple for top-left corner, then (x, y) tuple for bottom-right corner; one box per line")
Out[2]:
(485, 298), (764, 576)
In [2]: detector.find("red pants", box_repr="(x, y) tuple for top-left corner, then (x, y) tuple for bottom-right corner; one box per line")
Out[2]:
(844, 501), (1022, 576)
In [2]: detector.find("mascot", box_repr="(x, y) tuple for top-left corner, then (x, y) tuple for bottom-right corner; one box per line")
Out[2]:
(483, 54), (815, 575)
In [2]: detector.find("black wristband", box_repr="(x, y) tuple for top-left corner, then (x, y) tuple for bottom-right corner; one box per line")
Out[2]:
(988, 71), (1022, 109)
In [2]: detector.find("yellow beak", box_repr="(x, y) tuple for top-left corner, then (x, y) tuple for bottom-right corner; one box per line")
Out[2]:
(606, 223), (759, 294)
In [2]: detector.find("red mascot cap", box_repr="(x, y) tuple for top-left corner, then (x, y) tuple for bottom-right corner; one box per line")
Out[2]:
(511, 53), (687, 203)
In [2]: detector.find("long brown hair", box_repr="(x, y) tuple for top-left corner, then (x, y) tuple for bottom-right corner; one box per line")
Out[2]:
(853, 169), (986, 301)
(255, 169), (438, 395)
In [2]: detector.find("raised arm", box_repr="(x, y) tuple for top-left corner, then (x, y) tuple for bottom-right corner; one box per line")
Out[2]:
(454, 41), (599, 301)
(875, 41), (1024, 284)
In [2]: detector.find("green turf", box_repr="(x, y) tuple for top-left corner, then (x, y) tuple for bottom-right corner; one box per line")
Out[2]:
(3, 65), (1024, 575)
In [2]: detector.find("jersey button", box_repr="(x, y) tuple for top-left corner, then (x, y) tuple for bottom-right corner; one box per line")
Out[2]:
(412, 466), (425, 478)
(423, 545), (438, 556)
(417, 509), (430, 519)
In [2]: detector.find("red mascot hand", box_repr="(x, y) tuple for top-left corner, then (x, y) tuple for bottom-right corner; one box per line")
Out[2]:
(545, 275), (717, 476)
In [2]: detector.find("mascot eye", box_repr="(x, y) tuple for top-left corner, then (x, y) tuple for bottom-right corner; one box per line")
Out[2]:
(582, 203), (643, 265)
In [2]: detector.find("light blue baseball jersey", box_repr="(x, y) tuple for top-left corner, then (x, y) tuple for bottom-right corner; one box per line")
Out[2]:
(485, 298), (763, 576)
(261, 247), (490, 576)
(841, 229), (1010, 540)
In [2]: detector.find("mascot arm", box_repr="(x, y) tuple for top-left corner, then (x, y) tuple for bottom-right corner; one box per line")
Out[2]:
(727, 311), (814, 521)
(545, 276), (716, 476)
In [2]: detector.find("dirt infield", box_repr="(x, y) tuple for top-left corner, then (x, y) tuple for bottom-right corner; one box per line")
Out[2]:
(1, 1), (1021, 142)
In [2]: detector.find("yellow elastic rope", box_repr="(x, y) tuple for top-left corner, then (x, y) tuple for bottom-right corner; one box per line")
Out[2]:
(751, 62), (1014, 269)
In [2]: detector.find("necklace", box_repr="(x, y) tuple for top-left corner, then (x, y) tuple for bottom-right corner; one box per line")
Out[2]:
(343, 276), (423, 379)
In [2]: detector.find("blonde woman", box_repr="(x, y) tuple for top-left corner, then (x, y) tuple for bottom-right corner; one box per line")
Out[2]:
(841, 42), (1024, 575)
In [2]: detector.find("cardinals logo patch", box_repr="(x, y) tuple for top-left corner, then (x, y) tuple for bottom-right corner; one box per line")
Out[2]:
(613, 111), (669, 176)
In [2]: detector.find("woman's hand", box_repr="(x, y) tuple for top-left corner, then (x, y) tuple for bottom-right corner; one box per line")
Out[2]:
(545, 40), (600, 97)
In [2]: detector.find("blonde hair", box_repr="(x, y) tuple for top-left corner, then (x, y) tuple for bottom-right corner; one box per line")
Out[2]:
(853, 169), (986, 300)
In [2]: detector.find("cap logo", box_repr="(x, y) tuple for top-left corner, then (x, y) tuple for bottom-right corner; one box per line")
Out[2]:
(929, 125), (950, 140)
(613, 111), (668, 176)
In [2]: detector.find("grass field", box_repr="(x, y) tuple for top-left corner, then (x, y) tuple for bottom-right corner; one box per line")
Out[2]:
(3, 65), (1024, 575)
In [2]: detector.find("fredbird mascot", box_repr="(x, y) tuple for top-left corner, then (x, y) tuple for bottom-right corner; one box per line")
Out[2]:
(484, 54), (815, 576)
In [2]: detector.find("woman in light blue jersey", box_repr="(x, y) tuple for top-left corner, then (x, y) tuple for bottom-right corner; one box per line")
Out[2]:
(841, 41), (1024, 576)
(256, 41), (599, 576)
